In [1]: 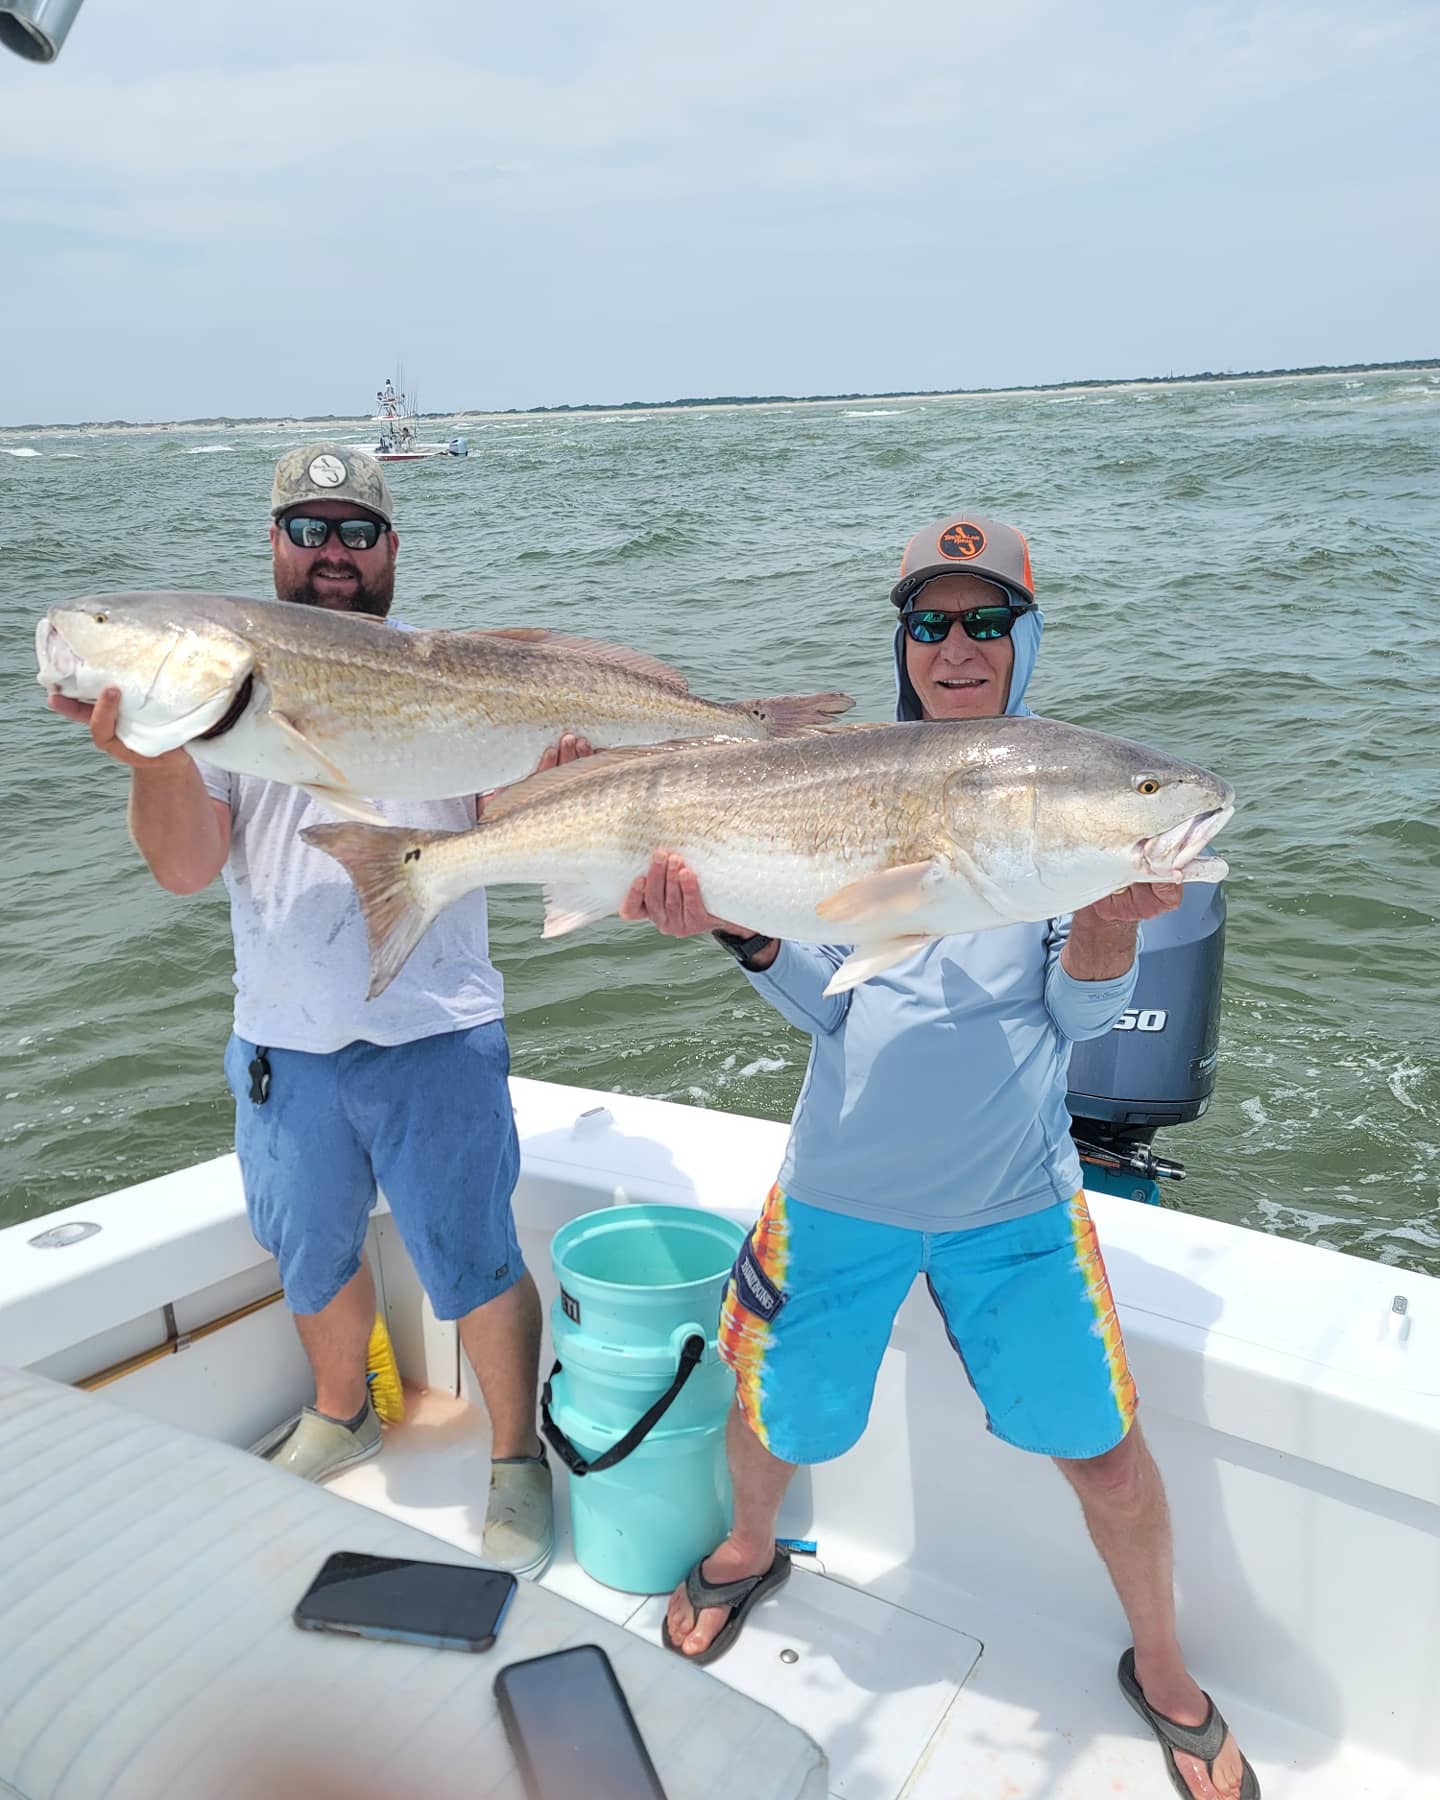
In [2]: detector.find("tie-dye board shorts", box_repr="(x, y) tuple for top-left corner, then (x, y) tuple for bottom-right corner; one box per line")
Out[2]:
(718, 1185), (1138, 1464)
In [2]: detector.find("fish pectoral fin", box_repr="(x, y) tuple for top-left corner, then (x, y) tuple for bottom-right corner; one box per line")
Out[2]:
(823, 937), (933, 996)
(463, 628), (691, 693)
(299, 784), (387, 826)
(268, 710), (355, 789)
(815, 860), (941, 925)
(541, 884), (618, 938)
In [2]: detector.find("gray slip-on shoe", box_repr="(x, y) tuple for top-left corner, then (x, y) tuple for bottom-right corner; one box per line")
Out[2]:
(262, 1400), (382, 1483)
(482, 1453), (554, 1579)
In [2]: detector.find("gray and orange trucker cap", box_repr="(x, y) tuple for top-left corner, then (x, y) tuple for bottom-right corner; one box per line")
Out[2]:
(890, 514), (1035, 610)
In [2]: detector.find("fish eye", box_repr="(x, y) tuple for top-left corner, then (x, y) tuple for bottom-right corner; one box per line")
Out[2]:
(93, 611), (109, 624)
(1134, 776), (1162, 796)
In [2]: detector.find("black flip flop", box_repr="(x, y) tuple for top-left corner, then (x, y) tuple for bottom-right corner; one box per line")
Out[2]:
(660, 1547), (792, 1666)
(1118, 1647), (1261, 1798)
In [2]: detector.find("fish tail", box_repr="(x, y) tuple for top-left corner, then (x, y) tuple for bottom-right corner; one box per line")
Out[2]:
(300, 821), (454, 998)
(741, 690), (855, 735)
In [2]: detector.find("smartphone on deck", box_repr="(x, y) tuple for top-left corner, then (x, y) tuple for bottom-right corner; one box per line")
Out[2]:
(293, 1549), (517, 1653)
(494, 1643), (668, 1800)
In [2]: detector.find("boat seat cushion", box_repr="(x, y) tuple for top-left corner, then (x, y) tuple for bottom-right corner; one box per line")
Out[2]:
(0, 1366), (826, 1800)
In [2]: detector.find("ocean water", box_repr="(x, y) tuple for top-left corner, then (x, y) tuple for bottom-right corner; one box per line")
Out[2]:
(3, 373), (1438, 1270)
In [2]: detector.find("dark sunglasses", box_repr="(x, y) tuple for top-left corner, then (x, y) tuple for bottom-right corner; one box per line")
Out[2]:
(902, 603), (1032, 644)
(282, 514), (386, 551)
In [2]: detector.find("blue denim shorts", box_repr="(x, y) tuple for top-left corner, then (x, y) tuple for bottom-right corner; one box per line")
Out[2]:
(718, 1186), (1138, 1464)
(224, 1021), (522, 1318)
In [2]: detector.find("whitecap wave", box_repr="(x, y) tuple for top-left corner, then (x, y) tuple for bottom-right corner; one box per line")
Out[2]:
(185, 444), (235, 454)
(1, 446), (41, 457)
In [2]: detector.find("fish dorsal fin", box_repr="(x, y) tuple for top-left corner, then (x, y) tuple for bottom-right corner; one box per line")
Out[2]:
(479, 735), (746, 823)
(459, 628), (691, 693)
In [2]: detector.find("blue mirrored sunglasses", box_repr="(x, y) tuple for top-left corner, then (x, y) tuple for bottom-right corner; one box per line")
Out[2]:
(902, 602), (1032, 644)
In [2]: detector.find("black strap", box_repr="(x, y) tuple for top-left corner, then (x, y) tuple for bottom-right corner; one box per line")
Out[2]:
(541, 1333), (705, 1477)
(712, 928), (777, 969)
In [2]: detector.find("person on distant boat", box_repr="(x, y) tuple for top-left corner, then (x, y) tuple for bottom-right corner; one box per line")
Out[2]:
(44, 443), (593, 1583)
(620, 512), (1258, 1800)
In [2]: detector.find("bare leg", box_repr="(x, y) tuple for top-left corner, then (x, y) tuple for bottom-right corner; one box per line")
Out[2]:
(293, 1261), (374, 1420)
(459, 1270), (543, 1460)
(1056, 1424), (1248, 1800)
(665, 1403), (797, 1658)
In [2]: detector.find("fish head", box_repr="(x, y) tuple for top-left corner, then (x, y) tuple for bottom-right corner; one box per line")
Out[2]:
(1033, 732), (1234, 889)
(942, 722), (1234, 903)
(37, 592), (255, 756)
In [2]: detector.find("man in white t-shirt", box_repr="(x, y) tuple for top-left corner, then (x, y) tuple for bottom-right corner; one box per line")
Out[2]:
(46, 444), (572, 1577)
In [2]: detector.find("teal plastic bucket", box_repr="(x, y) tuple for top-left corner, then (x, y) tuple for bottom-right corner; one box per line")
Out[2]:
(542, 1203), (745, 1594)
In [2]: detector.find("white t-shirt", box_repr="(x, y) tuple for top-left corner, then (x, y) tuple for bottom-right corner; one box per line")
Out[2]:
(200, 765), (504, 1054)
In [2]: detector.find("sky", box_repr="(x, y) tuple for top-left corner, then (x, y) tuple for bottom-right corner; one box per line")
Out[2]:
(1, 0), (1436, 423)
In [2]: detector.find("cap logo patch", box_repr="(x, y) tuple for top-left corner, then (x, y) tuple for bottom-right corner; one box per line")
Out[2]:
(307, 454), (348, 488)
(938, 521), (986, 560)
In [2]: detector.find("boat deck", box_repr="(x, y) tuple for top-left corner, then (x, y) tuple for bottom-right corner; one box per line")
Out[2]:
(329, 1386), (1429, 1800)
(6, 1083), (1436, 1795)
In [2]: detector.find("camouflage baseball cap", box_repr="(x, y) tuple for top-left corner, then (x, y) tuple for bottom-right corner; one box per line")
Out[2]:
(890, 513), (1035, 609)
(270, 443), (395, 527)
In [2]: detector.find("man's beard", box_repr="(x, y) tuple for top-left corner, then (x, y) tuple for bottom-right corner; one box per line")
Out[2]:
(275, 558), (395, 617)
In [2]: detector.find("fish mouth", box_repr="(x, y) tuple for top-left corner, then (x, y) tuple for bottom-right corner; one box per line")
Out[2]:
(1136, 805), (1234, 878)
(35, 617), (81, 690)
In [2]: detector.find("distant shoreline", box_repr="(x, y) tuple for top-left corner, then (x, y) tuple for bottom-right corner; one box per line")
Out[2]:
(2, 358), (1434, 436)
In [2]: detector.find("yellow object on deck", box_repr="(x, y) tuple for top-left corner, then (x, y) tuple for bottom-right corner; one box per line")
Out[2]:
(366, 1315), (405, 1424)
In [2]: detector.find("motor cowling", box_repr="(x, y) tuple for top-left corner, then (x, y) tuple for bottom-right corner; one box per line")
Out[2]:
(1066, 881), (1226, 1192)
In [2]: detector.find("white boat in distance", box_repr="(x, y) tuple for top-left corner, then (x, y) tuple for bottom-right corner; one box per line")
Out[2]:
(352, 371), (469, 462)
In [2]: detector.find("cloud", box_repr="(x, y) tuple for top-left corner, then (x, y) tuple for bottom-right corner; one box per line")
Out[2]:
(0, 0), (1435, 419)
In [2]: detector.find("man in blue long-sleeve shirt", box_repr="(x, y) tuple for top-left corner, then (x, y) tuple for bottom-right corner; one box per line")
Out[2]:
(621, 513), (1256, 1800)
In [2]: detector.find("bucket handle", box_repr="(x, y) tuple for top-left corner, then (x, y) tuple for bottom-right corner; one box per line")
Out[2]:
(540, 1332), (706, 1478)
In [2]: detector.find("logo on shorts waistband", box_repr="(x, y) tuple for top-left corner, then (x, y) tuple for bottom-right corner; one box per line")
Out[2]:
(732, 1238), (785, 1321)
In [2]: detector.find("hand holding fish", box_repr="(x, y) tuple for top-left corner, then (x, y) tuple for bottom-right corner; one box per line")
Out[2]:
(534, 733), (595, 772)
(618, 851), (755, 939)
(1075, 883), (1184, 928)
(1063, 881), (1184, 980)
(46, 684), (191, 773)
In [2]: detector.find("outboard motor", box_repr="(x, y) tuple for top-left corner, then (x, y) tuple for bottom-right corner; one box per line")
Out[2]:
(1, 0), (85, 61)
(1066, 881), (1226, 1204)
(447, 436), (470, 457)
